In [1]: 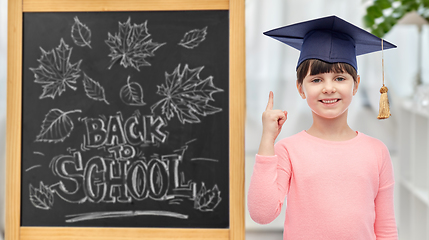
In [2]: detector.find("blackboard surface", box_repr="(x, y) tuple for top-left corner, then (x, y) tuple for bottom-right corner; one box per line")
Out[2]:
(21, 10), (229, 228)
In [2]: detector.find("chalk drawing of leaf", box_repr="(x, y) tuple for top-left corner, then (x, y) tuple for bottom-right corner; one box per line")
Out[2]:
(83, 73), (109, 105)
(120, 76), (146, 106)
(194, 183), (221, 212)
(151, 64), (223, 124)
(30, 38), (82, 99)
(36, 108), (82, 143)
(71, 16), (92, 48)
(178, 26), (208, 49)
(29, 182), (54, 210)
(105, 17), (166, 71)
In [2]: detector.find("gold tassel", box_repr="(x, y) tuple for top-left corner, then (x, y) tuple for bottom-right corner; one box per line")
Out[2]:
(377, 39), (391, 119)
(377, 85), (391, 119)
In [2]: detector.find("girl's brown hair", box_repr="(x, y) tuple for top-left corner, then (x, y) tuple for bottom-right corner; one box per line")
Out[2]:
(296, 59), (358, 85)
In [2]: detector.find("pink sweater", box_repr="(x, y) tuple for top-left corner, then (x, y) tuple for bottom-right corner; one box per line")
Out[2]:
(248, 131), (398, 239)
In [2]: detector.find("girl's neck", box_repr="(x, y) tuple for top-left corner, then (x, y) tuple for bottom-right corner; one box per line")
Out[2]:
(306, 110), (357, 141)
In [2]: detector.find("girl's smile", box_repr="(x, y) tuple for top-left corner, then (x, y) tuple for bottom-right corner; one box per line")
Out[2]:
(319, 98), (340, 104)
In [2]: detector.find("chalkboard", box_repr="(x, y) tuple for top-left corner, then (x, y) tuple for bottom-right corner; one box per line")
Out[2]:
(20, 10), (229, 228)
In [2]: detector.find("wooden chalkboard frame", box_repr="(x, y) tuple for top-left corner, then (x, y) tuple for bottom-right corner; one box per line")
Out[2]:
(6, 0), (245, 239)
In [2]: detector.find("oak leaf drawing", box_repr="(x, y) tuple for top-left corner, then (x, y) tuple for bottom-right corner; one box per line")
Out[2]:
(71, 16), (92, 48)
(82, 73), (109, 104)
(105, 17), (166, 71)
(151, 64), (223, 124)
(194, 183), (221, 212)
(29, 182), (54, 210)
(178, 26), (208, 49)
(36, 108), (82, 143)
(30, 38), (82, 99)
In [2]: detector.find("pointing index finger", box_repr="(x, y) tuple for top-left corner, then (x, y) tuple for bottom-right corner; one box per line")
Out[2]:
(266, 91), (274, 110)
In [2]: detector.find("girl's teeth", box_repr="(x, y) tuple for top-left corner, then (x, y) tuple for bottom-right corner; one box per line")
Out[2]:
(322, 99), (338, 103)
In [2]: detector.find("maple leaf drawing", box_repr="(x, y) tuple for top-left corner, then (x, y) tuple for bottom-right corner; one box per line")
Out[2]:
(29, 182), (54, 210)
(194, 183), (221, 212)
(151, 64), (224, 124)
(105, 17), (166, 71)
(30, 38), (82, 99)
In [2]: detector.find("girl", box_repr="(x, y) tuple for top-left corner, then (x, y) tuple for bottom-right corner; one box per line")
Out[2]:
(247, 16), (398, 239)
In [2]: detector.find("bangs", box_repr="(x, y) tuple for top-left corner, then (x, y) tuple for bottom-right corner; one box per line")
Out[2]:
(297, 59), (357, 84)
(309, 60), (351, 75)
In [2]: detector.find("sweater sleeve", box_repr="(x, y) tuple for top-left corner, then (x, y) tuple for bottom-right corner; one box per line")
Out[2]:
(374, 144), (398, 239)
(247, 143), (291, 224)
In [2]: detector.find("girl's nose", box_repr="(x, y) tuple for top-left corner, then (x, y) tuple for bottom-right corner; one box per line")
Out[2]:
(322, 85), (337, 94)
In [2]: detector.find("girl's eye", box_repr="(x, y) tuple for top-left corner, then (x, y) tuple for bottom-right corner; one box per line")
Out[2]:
(312, 79), (321, 83)
(336, 77), (345, 81)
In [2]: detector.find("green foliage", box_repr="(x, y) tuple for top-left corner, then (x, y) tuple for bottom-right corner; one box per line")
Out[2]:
(367, 5), (384, 18)
(377, 0), (393, 9)
(364, 0), (429, 37)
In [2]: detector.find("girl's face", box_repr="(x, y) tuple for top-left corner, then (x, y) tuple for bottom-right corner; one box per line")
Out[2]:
(297, 71), (360, 119)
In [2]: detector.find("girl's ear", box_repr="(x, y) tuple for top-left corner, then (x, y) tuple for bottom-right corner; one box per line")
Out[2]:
(296, 80), (306, 99)
(353, 75), (361, 96)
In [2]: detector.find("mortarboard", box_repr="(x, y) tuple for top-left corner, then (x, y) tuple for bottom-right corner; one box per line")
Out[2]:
(263, 15), (396, 71)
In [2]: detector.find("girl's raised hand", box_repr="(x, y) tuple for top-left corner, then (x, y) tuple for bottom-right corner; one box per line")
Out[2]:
(258, 91), (287, 156)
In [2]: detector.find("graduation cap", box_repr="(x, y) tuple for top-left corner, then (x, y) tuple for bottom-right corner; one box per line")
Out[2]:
(263, 15), (396, 71)
(263, 15), (396, 119)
